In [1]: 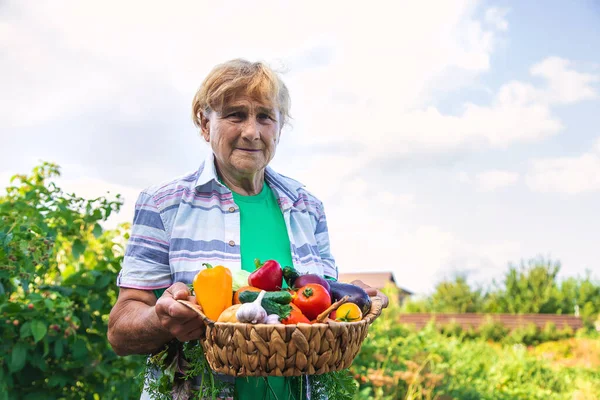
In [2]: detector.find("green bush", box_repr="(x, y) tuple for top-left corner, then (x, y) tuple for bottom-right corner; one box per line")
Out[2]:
(0, 163), (145, 399)
(505, 323), (542, 346)
(353, 286), (600, 400)
(478, 319), (509, 342)
(440, 321), (463, 337)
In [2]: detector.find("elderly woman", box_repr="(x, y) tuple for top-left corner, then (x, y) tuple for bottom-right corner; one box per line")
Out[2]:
(108, 59), (388, 399)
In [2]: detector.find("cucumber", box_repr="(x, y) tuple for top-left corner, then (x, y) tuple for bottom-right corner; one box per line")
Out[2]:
(238, 290), (293, 305)
(238, 290), (292, 320)
(261, 300), (291, 320)
(282, 266), (300, 288)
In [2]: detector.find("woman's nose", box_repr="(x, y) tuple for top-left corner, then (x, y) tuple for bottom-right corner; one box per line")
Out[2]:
(241, 119), (261, 140)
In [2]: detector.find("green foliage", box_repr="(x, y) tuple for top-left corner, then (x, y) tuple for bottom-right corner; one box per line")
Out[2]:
(477, 319), (509, 342)
(401, 256), (600, 325)
(439, 321), (463, 338)
(486, 257), (562, 314)
(0, 163), (145, 399)
(352, 286), (600, 400)
(430, 275), (483, 313)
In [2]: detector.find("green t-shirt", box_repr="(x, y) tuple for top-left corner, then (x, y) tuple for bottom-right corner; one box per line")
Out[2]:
(230, 182), (296, 400)
(154, 182), (301, 399)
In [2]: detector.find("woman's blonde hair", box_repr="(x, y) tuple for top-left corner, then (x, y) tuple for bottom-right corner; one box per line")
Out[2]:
(192, 59), (290, 129)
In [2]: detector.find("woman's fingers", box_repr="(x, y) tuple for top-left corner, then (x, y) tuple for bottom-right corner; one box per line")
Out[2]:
(350, 279), (390, 308)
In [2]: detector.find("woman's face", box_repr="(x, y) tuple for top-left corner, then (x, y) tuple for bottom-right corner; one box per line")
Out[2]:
(201, 94), (281, 178)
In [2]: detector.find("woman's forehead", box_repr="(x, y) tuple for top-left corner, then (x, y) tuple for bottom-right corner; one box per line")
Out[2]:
(222, 93), (276, 111)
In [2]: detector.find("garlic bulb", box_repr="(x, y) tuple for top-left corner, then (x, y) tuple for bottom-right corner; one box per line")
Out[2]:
(236, 290), (268, 324)
(264, 314), (280, 324)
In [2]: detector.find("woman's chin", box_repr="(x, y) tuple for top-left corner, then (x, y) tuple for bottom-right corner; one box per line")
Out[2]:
(230, 160), (265, 175)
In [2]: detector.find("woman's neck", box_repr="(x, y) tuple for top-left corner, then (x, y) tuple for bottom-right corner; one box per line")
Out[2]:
(215, 161), (265, 196)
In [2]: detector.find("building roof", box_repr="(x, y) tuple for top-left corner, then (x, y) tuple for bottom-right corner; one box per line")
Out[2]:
(338, 271), (413, 294)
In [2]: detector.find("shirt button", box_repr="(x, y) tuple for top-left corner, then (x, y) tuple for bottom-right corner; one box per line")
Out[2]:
(228, 206), (235, 213)
(228, 240), (235, 247)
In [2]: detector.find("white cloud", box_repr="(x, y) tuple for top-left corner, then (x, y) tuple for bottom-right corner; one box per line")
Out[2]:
(594, 137), (600, 154)
(379, 191), (415, 208)
(0, 0), (503, 130)
(301, 54), (600, 159)
(526, 147), (600, 194)
(475, 170), (519, 192)
(485, 7), (509, 31)
(328, 215), (522, 293)
(530, 57), (599, 104)
(457, 171), (472, 184)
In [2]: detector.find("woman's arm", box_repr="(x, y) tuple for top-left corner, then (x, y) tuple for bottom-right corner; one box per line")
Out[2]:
(108, 282), (205, 356)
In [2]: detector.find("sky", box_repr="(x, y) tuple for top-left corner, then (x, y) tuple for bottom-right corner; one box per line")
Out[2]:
(1, 0), (599, 294)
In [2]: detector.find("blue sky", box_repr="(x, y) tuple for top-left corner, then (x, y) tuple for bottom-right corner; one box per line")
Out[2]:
(1, 0), (599, 294)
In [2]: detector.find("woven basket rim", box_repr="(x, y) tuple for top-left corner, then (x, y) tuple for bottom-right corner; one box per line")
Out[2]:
(178, 295), (384, 329)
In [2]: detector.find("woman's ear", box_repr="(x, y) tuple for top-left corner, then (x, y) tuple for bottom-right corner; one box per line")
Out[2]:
(200, 111), (210, 142)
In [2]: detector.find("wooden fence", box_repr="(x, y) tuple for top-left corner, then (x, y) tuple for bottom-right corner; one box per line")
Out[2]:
(398, 313), (584, 331)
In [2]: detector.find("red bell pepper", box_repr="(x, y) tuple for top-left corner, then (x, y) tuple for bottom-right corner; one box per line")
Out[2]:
(248, 258), (283, 291)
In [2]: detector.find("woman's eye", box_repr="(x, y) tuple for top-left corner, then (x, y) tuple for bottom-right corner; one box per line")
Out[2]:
(227, 112), (244, 119)
(258, 113), (273, 121)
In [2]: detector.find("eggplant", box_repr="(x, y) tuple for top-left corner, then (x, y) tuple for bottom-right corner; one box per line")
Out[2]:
(293, 274), (330, 293)
(283, 266), (331, 293)
(329, 281), (372, 315)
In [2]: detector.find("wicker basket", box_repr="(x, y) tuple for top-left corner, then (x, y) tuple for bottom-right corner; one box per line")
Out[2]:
(179, 296), (384, 377)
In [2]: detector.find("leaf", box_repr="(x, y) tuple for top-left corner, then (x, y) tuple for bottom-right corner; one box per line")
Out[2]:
(19, 240), (29, 254)
(89, 297), (103, 311)
(72, 239), (85, 259)
(44, 298), (54, 310)
(3, 233), (13, 247)
(43, 339), (50, 357)
(92, 223), (103, 238)
(0, 302), (21, 313)
(96, 274), (112, 289)
(31, 320), (47, 343)
(54, 340), (64, 358)
(72, 339), (88, 359)
(19, 321), (32, 339)
(10, 342), (27, 372)
(171, 380), (192, 400)
(48, 374), (68, 388)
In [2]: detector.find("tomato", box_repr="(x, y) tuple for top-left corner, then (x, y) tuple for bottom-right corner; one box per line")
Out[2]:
(334, 302), (362, 322)
(281, 309), (311, 325)
(292, 284), (331, 320)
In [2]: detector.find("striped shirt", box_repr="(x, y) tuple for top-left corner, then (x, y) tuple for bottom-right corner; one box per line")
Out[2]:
(117, 152), (338, 291)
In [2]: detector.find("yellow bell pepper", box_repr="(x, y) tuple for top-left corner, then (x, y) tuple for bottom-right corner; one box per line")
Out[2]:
(193, 263), (232, 321)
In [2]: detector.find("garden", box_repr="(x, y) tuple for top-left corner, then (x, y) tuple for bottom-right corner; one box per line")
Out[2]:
(1, 163), (598, 399)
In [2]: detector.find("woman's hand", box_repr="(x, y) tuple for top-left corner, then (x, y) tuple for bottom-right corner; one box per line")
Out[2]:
(155, 282), (206, 342)
(109, 283), (205, 356)
(350, 280), (390, 308)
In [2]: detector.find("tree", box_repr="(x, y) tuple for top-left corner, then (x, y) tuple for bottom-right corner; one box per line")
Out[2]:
(401, 275), (483, 313)
(558, 273), (600, 325)
(0, 163), (145, 399)
(484, 257), (561, 314)
(429, 275), (483, 313)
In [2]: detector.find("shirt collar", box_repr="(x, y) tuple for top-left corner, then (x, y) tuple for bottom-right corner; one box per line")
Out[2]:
(194, 152), (304, 205)
(194, 152), (222, 189)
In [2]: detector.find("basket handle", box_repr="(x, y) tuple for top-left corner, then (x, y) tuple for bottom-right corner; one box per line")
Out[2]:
(363, 296), (384, 324)
(177, 299), (215, 326)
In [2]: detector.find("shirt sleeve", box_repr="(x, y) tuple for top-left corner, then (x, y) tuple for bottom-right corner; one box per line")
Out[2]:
(315, 203), (338, 280)
(116, 191), (173, 290)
